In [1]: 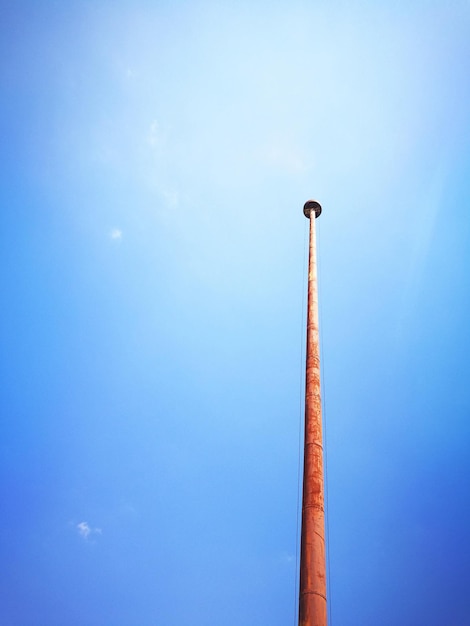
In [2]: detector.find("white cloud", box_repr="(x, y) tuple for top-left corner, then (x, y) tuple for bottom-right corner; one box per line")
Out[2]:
(110, 228), (123, 241)
(77, 521), (91, 538)
(77, 521), (102, 540)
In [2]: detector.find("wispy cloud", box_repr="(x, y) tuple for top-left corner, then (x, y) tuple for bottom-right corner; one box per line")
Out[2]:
(110, 228), (123, 241)
(77, 521), (102, 540)
(147, 120), (160, 148)
(161, 189), (179, 208)
(264, 143), (310, 174)
(277, 551), (296, 565)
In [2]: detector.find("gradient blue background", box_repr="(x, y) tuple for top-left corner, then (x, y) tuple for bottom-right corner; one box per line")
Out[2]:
(1, 1), (470, 624)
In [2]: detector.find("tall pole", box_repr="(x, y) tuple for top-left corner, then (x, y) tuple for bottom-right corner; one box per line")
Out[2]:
(299, 200), (327, 626)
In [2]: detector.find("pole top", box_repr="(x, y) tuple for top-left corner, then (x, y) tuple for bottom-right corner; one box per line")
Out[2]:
(303, 200), (322, 219)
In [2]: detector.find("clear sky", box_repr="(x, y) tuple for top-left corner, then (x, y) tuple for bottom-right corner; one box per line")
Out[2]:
(1, 1), (470, 625)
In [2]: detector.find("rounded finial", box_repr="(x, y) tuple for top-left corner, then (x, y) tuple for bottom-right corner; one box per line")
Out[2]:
(303, 200), (322, 219)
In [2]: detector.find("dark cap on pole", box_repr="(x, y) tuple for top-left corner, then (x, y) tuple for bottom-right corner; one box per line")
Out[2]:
(303, 200), (322, 219)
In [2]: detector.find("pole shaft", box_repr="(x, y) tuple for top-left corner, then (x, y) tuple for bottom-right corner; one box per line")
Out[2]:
(299, 213), (327, 626)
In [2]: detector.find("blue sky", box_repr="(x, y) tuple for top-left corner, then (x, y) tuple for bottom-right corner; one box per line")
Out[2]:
(1, 1), (470, 624)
